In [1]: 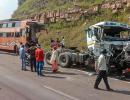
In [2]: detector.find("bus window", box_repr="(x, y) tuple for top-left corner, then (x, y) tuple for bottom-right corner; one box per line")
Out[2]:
(7, 33), (12, 37)
(12, 23), (15, 27)
(15, 32), (22, 37)
(0, 24), (3, 28)
(21, 29), (26, 36)
(0, 33), (2, 37)
(20, 32), (22, 37)
(11, 33), (14, 37)
(2, 23), (8, 28)
(15, 32), (19, 37)
(15, 22), (21, 27)
(8, 23), (12, 28)
(3, 33), (7, 37)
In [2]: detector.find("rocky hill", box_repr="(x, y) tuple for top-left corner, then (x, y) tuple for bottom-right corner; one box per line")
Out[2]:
(12, 0), (130, 50)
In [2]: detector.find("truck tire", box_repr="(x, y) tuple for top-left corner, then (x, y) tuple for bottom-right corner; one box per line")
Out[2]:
(59, 53), (71, 67)
(45, 51), (52, 65)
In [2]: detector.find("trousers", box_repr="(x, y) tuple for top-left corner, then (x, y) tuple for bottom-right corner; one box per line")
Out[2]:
(30, 58), (36, 72)
(21, 58), (26, 70)
(36, 61), (44, 76)
(94, 70), (110, 89)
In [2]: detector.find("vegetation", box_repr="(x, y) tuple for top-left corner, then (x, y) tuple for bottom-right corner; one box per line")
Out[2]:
(13, 0), (130, 51)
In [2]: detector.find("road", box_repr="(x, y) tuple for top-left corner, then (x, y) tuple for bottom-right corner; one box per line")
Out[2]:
(0, 51), (130, 100)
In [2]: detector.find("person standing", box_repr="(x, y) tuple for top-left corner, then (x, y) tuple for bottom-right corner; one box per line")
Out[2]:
(50, 46), (58, 73)
(14, 44), (18, 56)
(28, 43), (36, 72)
(94, 49), (113, 91)
(19, 45), (26, 70)
(60, 37), (65, 48)
(35, 44), (44, 76)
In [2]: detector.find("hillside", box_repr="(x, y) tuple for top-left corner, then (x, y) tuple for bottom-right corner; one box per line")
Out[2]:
(13, 0), (130, 50)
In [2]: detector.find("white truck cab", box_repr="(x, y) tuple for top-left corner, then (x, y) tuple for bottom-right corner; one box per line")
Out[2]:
(86, 21), (130, 58)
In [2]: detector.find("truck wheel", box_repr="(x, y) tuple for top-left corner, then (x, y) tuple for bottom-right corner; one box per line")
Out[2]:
(59, 53), (71, 67)
(45, 51), (52, 65)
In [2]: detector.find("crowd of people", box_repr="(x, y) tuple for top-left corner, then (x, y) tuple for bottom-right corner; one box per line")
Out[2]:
(17, 37), (65, 76)
(17, 38), (115, 90)
(19, 42), (44, 76)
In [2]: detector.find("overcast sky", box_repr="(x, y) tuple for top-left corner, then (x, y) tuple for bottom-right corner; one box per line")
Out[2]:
(0, 0), (18, 20)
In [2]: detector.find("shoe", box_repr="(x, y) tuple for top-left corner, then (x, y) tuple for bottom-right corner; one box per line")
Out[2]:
(53, 69), (58, 73)
(40, 74), (45, 76)
(94, 87), (100, 90)
(106, 88), (113, 91)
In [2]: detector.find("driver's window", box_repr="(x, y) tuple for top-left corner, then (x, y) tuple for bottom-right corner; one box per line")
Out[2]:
(87, 29), (93, 38)
(93, 28), (100, 40)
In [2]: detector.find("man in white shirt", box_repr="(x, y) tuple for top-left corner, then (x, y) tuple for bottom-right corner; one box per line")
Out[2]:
(94, 49), (113, 91)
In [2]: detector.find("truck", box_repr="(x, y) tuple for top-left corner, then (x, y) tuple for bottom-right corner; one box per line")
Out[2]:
(45, 21), (130, 75)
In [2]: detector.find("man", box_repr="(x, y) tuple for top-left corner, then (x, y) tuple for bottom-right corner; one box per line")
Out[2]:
(28, 43), (36, 72)
(19, 45), (26, 70)
(60, 37), (65, 48)
(14, 44), (18, 56)
(94, 49), (113, 91)
(35, 44), (44, 76)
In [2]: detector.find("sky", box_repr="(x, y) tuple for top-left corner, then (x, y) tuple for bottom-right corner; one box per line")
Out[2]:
(0, 0), (18, 20)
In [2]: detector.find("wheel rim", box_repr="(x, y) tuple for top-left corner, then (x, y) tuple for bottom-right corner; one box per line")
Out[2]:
(62, 56), (66, 63)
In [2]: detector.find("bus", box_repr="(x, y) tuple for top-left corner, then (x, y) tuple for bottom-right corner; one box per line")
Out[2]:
(0, 19), (40, 52)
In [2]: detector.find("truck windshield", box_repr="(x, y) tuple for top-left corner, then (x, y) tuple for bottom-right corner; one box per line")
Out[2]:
(102, 27), (130, 41)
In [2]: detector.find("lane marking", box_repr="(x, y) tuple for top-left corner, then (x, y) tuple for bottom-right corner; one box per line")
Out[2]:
(44, 85), (79, 100)
(76, 69), (95, 76)
(110, 78), (118, 81)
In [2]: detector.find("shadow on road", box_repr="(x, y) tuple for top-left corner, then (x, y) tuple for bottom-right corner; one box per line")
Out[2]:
(96, 88), (130, 95)
(44, 66), (77, 75)
(44, 71), (77, 75)
(112, 89), (130, 95)
(44, 75), (66, 79)
(0, 51), (15, 56)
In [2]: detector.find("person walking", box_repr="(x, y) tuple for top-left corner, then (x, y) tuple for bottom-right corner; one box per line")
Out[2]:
(19, 45), (26, 71)
(28, 43), (36, 72)
(94, 49), (113, 91)
(35, 44), (44, 76)
(50, 46), (58, 73)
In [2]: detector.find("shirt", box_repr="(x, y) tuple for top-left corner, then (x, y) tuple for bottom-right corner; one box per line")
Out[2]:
(19, 47), (25, 59)
(98, 54), (107, 71)
(29, 46), (36, 58)
(35, 48), (44, 62)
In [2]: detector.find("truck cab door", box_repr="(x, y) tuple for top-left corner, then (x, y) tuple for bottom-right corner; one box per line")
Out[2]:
(86, 27), (101, 57)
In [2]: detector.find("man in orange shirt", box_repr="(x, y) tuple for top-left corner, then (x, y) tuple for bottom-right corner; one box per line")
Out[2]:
(35, 44), (44, 76)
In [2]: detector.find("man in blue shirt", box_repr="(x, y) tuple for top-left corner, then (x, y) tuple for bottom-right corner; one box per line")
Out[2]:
(19, 45), (26, 70)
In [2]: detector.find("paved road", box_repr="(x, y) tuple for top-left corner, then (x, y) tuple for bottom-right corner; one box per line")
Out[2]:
(0, 51), (130, 100)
